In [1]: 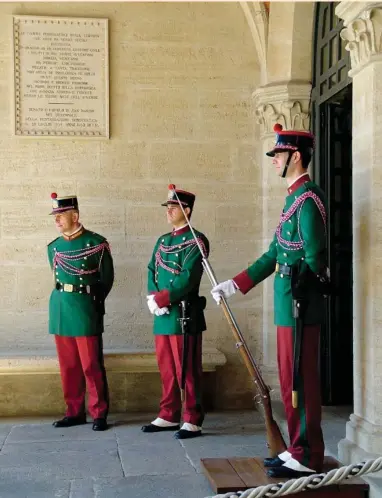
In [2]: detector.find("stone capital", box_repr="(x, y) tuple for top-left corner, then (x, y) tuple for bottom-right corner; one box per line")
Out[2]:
(336, 2), (382, 76)
(252, 81), (311, 137)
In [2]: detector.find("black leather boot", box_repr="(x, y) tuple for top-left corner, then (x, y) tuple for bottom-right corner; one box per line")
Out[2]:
(53, 415), (86, 428)
(267, 466), (315, 478)
(92, 418), (108, 431)
(174, 429), (202, 439)
(141, 423), (180, 433)
(263, 456), (285, 467)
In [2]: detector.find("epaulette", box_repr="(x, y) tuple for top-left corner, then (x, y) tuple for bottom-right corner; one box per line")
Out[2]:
(158, 231), (172, 240)
(47, 237), (59, 247)
(88, 231), (107, 244)
(300, 181), (312, 192)
(301, 182), (325, 200)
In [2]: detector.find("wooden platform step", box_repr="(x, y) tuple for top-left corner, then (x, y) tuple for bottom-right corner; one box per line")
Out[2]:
(201, 455), (369, 497)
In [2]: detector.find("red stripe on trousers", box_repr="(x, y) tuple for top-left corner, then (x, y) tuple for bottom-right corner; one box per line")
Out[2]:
(155, 334), (204, 426)
(54, 335), (109, 420)
(277, 325), (325, 471)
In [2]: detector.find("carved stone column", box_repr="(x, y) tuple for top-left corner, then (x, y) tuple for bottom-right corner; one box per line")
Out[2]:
(338, 3), (382, 77)
(336, 1), (382, 466)
(252, 82), (311, 393)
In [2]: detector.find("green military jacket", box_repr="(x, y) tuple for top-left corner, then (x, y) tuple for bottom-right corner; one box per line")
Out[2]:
(47, 227), (114, 337)
(233, 175), (327, 327)
(148, 225), (210, 335)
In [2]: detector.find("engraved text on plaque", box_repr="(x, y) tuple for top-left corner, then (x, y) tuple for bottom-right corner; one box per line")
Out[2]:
(13, 16), (109, 138)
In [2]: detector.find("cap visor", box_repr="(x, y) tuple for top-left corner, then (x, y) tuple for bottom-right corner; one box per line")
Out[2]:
(161, 201), (182, 207)
(49, 207), (75, 215)
(266, 146), (299, 157)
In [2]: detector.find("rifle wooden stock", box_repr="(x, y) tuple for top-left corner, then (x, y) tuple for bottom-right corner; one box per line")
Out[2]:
(202, 260), (287, 457)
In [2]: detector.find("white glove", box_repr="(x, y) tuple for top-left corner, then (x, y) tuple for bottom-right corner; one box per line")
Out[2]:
(147, 295), (159, 314)
(154, 307), (170, 316)
(147, 295), (170, 316)
(211, 279), (237, 304)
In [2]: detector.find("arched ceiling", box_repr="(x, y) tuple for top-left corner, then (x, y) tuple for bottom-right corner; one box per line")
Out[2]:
(239, 1), (269, 82)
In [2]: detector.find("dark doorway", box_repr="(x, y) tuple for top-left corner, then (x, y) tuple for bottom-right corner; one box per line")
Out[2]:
(311, 2), (353, 405)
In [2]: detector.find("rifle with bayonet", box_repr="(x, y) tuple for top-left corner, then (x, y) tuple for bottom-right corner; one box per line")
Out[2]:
(169, 184), (286, 457)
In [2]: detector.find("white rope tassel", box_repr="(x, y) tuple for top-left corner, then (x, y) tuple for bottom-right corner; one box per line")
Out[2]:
(205, 457), (382, 498)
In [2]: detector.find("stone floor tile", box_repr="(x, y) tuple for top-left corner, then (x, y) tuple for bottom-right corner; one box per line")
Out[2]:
(0, 476), (69, 498)
(1, 439), (117, 453)
(68, 479), (95, 498)
(5, 424), (116, 444)
(0, 424), (13, 448)
(118, 441), (195, 476)
(92, 474), (213, 498)
(0, 440), (123, 479)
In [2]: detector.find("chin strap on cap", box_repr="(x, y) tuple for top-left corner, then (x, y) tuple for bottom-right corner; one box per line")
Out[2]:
(282, 151), (294, 178)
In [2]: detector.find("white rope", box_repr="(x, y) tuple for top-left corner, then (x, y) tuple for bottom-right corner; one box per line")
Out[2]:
(204, 457), (382, 498)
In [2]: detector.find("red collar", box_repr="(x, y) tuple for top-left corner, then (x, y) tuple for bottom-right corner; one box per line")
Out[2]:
(63, 226), (85, 241)
(287, 174), (310, 195)
(172, 225), (190, 237)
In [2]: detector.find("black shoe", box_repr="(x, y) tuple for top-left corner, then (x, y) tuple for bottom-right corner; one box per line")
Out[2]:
(267, 466), (315, 479)
(174, 429), (202, 439)
(263, 456), (285, 468)
(52, 415), (86, 428)
(92, 418), (108, 431)
(141, 423), (180, 433)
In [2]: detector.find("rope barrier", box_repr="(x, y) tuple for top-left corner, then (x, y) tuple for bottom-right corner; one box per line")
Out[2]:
(204, 457), (382, 498)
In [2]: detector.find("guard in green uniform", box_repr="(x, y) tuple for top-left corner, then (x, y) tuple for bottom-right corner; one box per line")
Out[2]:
(211, 124), (329, 478)
(141, 185), (209, 439)
(47, 193), (114, 431)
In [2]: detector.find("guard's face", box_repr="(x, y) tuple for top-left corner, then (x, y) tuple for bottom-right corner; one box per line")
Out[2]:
(54, 210), (78, 233)
(166, 203), (189, 225)
(272, 151), (290, 177)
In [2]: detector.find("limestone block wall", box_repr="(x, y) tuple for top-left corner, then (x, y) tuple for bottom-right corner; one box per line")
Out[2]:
(0, 2), (262, 408)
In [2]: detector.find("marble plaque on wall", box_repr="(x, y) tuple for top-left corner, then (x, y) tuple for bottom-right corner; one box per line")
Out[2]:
(12, 15), (109, 138)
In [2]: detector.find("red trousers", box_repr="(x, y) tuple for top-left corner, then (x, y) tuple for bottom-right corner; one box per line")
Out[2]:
(277, 325), (325, 471)
(54, 335), (109, 420)
(155, 334), (204, 426)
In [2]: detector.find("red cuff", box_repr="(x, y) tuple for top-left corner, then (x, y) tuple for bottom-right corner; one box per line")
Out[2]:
(233, 270), (255, 295)
(153, 290), (170, 308)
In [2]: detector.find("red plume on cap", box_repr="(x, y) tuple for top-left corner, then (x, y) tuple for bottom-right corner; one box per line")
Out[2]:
(168, 184), (176, 190)
(273, 123), (283, 132)
(51, 192), (58, 199)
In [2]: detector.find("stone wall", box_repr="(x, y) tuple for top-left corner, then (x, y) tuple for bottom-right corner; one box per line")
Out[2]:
(0, 2), (262, 409)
